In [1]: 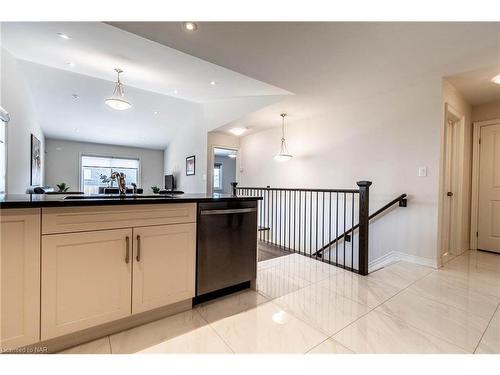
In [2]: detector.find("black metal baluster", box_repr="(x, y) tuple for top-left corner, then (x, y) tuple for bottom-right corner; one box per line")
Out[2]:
(278, 190), (281, 248)
(322, 191), (325, 262)
(315, 191), (319, 258)
(288, 191), (291, 251)
(336, 192), (339, 265)
(309, 191), (313, 258)
(351, 193), (355, 270)
(298, 191), (301, 254)
(343, 192), (347, 269)
(267, 189), (270, 244)
(270, 190), (274, 245)
(329, 192), (332, 265)
(293, 190), (296, 253)
(260, 189), (263, 242)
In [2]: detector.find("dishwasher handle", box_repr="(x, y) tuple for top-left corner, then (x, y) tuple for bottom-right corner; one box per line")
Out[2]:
(200, 208), (257, 215)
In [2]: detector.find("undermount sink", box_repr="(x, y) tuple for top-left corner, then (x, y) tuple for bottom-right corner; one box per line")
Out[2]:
(63, 194), (174, 200)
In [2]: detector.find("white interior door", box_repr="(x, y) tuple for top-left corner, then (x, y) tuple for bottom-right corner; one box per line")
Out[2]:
(478, 123), (500, 253)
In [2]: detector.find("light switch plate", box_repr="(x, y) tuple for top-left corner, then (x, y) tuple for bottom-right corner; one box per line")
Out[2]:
(418, 167), (427, 177)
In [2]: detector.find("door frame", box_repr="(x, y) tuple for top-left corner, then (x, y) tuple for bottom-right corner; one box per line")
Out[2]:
(207, 144), (239, 195)
(470, 118), (500, 250)
(438, 103), (466, 266)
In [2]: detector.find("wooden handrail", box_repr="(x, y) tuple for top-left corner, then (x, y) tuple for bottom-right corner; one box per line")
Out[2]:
(313, 193), (407, 257)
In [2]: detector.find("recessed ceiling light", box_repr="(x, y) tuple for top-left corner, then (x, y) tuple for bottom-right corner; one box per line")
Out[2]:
(183, 22), (198, 32)
(57, 32), (71, 40)
(491, 74), (500, 84)
(229, 127), (247, 136)
(75, 128), (80, 133)
(153, 111), (159, 115)
(210, 81), (217, 86)
(67, 62), (75, 67)
(71, 94), (79, 99)
(173, 90), (178, 95)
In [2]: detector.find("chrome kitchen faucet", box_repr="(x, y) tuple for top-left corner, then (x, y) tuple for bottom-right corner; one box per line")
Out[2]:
(110, 172), (127, 195)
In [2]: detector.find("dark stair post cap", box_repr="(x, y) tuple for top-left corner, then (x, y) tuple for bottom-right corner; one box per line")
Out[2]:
(356, 181), (373, 187)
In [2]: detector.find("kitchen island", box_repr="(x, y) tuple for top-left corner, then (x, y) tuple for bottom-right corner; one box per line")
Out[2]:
(0, 193), (261, 353)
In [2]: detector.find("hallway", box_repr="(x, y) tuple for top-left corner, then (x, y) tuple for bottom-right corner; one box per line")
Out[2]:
(61, 249), (500, 354)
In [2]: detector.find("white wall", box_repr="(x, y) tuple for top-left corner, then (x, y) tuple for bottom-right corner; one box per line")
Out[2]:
(45, 139), (164, 193)
(472, 100), (500, 122)
(239, 76), (443, 266)
(163, 117), (207, 194)
(1, 49), (44, 193)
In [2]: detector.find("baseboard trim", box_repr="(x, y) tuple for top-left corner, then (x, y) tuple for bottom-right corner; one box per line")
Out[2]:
(369, 251), (438, 272)
(20, 299), (192, 354)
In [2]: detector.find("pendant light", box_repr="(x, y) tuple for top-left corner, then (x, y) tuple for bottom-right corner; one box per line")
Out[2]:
(105, 68), (132, 110)
(274, 113), (293, 162)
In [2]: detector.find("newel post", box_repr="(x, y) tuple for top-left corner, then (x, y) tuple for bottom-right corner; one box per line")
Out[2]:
(357, 181), (372, 275)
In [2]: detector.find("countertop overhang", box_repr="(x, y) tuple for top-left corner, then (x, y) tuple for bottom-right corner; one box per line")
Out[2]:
(0, 193), (262, 209)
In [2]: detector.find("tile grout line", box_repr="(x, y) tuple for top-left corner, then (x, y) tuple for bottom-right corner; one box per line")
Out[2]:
(304, 336), (355, 354)
(258, 259), (437, 353)
(368, 268), (480, 353)
(194, 303), (236, 354)
(325, 268), (440, 352)
(472, 302), (500, 354)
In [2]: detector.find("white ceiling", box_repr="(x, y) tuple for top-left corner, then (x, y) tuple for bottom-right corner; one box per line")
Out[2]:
(3, 22), (290, 103)
(111, 22), (500, 133)
(1, 22), (292, 149)
(445, 67), (500, 106)
(18, 60), (198, 149)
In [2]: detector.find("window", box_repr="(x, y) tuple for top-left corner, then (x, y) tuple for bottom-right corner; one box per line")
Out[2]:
(213, 162), (223, 191)
(81, 155), (140, 194)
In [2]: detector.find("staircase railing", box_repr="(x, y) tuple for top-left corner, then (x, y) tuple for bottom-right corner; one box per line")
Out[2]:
(236, 181), (407, 275)
(313, 193), (408, 258)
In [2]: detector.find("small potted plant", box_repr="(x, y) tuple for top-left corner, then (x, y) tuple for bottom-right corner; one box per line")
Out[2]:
(56, 183), (70, 193)
(151, 185), (161, 194)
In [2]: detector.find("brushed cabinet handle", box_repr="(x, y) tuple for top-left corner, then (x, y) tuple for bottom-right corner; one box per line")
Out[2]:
(125, 236), (130, 264)
(136, 235), (141, 262)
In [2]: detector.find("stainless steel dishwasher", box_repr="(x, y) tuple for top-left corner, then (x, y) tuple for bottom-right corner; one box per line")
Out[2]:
(195, 200), (258, 302)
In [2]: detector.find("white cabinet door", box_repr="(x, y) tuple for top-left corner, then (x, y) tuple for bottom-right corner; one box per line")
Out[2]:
(132, 223), (196, 314)
(1, 209), (41, 350)
(478, 123), (500, 253)
(41, 228), (132, 339)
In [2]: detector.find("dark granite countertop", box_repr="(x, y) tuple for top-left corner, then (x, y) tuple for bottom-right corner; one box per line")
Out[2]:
(0, 193), (262, 209)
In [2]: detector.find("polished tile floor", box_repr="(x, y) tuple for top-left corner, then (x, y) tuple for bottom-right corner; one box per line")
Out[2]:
(61, 250), (500, 354)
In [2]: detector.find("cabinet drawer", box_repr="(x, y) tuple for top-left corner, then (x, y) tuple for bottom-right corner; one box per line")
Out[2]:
(42, 203), (196, 234)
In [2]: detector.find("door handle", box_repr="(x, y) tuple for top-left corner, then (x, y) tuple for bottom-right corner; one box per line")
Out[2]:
(447, 192), (453, 197)
(125, 236), (130, 264)
(136, 235), (141, 262)
(200, 208), (257, 215)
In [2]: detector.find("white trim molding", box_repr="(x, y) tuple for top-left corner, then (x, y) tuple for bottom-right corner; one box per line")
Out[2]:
(369, 251), (438, 273)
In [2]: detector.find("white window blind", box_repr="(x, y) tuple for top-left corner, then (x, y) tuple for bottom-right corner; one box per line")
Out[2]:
(80, 155), (140, 194)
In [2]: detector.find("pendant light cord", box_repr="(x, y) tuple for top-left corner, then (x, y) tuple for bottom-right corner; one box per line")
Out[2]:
(281, 113), (287, 141)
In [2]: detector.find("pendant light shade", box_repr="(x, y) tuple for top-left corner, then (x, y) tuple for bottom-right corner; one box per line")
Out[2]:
(274, 113), (293, 162)
(105, 68), (132, 110)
